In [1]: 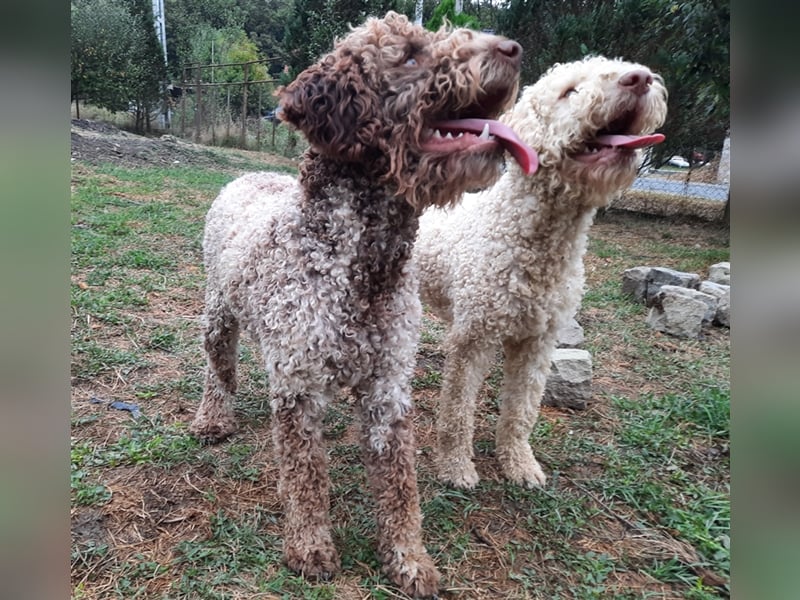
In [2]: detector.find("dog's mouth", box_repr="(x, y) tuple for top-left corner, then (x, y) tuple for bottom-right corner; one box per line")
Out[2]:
(422, 119), (538, 174)
(573, 107), (664, 164)
(418, 79), (539, 174)
(418, 76), (539, 174)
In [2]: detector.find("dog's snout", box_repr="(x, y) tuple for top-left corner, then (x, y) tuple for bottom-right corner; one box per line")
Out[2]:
(496, 40), (522, 65)
(619, 69), (653, 96)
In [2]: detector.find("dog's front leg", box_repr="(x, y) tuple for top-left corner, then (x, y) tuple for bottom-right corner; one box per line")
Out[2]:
(355, 383), (441, 598)
(272, 393), (340, 579)
(435, 333), (496, 488)
(495, 336), (549, 487)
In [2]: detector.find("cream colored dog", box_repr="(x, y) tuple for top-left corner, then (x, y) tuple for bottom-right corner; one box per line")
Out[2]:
(415, 56), (668, 488)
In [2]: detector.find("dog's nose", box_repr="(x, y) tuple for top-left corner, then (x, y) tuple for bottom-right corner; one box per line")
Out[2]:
(496, 40), (522, 66)
(619, 69), (653, 96)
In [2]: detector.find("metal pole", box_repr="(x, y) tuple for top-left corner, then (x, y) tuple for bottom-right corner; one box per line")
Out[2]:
(180, 68), (186, 136)
(240, 62), (249, 148)
(194, 67), (202, 142)
(152, 0), (169, 128)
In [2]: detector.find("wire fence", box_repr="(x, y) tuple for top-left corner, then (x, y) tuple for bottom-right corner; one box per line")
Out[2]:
(165, 58), (307, 160)
(613, 156), (730, 221)
(630, 168), (729, 202)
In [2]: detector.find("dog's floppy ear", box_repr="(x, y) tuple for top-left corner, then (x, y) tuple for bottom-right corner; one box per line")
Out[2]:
(278, 61), (383, 161)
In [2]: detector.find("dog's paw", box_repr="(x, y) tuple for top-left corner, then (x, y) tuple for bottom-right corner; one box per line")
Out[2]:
(500, 455), (547, 488)
(284, 542), (341, 581)
(436, 456), (480, 489)
(384, 548), (441, 598)
(188, 416), (238, 444)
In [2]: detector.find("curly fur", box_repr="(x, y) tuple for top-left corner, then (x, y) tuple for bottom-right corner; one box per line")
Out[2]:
(415, 56), (668, 488)
(189, 12), (524, 597)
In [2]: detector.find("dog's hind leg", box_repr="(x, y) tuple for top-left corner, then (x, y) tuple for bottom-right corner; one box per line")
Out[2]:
(435, 332), (495, 488)
(190, 296), (240, 444)
(494, 337), (549, 487)
(356, 394), (441, 597)
(273, 392), (340, 579)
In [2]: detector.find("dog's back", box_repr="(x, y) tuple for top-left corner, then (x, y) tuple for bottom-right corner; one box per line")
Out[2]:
(204, 172), (299, 273)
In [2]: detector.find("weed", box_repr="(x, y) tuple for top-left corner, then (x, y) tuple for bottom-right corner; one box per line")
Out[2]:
(323, 403), (354, 439)
(220, 443), (262, 482)
(71, 341), (146, 379)
(419, 314), (446, 346)
(146, 326), (182, 352)
(171, 509), (316, 598)
(71, 417), (202, 471)
(412, 369), (442, 389)
(71, 469), (112, 506)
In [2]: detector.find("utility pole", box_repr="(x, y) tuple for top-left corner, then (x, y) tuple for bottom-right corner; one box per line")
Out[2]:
(151, 0), (167, 65)
(151, 0), (169, 127)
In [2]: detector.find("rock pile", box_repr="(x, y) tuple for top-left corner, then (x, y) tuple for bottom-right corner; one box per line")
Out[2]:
(622, 262), (730, 338)
(541, 262), (730, 411)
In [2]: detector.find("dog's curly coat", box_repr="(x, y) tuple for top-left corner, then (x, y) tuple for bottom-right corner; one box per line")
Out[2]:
(415, 56), (668, 489)
(189, 12), (524, 597)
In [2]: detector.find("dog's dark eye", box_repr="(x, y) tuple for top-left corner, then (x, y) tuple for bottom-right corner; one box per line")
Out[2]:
(404, 57), (418, 67)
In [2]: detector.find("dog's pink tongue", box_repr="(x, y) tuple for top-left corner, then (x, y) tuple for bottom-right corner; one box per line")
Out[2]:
(434, 118), (539, 174)
(595, 133), (665, 149)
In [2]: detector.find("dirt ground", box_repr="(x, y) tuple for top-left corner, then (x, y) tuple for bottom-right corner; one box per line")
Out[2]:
(70, 118), (299, 171)
(70, 120), (730, 599)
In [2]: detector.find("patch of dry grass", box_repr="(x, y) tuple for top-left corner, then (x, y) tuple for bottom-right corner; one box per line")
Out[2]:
(71, 153), (729, 599)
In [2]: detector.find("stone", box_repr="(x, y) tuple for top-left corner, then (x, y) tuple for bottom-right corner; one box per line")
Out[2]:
(543, 348), (592, 410)
(717, 135), (730, 185)
(708, 262), (730, 285)
(622, 266), (651, 303)
(699, 280), (730, 327)
(556, 317), (585, 347)
(717, 292), (730, 328)
(646, 285), (717, 338)
(645, 267), (701, 305)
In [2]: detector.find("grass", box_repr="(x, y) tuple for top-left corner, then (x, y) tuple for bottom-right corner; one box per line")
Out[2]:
(70, 148), (729, 599)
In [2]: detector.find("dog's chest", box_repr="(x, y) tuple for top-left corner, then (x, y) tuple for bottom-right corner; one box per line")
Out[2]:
(238, 216), (418, 389)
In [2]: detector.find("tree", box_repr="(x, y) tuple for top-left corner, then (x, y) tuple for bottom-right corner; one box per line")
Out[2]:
(283, 0), (405, 76)
(426, 0), (481, 31)
(494, 0), (729, 165)
(163, 0), (248, 79)
(648, 0), (730, 167)
(189, 26), (271, 116)
(238, 0), (294, 74)
(71, 0), (166, 131)
(71, 0), (146, 116)
(125, 0), (167, 131)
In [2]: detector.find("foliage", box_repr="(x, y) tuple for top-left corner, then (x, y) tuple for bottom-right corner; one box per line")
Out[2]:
(162, 0), (283, 120)
(72, 0), (728, 175)
(283, 0), (405, 76)
(239, 0), (295, 75)
(189, 27), (268, 82)
(70, 0), (165, 131)
(125, 0), (169, 131)
(650, 0), (730, 165)
(425, 0), (481, 31)
(163, 0), (247, 77)
(495, 0), (729, 162)
(71, 0), (156, 119)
